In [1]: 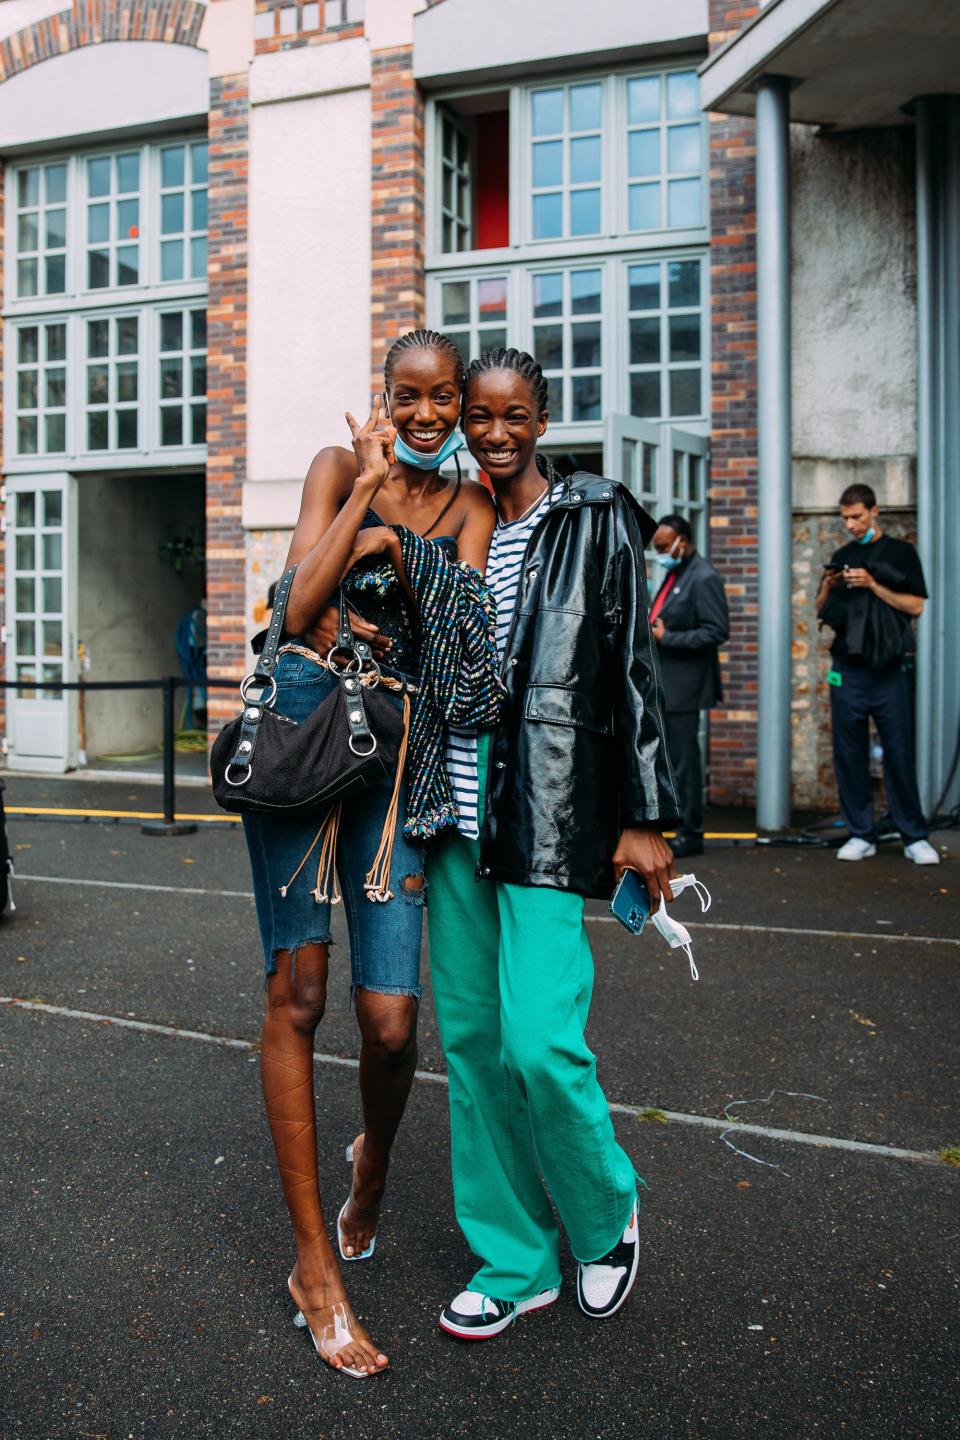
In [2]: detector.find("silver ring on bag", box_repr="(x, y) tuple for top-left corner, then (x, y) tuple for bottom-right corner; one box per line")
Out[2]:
(348, 733), (378, 757)
(240, 673), (277, 706)
(224, 762), (252, 787)
(326, 646), (363, 674)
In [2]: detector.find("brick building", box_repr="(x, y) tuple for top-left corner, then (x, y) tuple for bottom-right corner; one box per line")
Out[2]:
(1, 0), (957, 822)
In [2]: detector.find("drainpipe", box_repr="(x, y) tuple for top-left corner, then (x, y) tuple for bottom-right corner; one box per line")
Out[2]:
(755, 76), (792, 832)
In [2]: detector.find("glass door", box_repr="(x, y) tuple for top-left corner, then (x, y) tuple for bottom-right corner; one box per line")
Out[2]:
(4, 472), (76, 771)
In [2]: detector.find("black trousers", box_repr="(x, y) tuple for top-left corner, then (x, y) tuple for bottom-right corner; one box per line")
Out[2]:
(829, 663), (928, 843)
(665, 709), (703, 835)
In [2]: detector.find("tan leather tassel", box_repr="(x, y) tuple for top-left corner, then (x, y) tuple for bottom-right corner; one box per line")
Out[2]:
(277, 803), (341, 904)
(364, 691), (411, 903)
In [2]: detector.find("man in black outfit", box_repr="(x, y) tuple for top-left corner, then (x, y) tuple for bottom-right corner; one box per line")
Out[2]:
(815, 483), (939, 865)
(650, 515), (729, 858)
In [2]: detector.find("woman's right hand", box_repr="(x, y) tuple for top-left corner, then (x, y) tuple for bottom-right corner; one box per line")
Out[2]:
(346, 394), (396, 493)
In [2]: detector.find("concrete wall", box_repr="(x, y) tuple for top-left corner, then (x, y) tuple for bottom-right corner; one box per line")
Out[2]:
(77, 473), (205, 758)
(789, 123), (917, 808)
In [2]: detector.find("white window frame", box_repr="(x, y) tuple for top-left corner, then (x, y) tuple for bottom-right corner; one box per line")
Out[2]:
(157, 304), (208, 450)
(4, 135), (208, 474)
(12, 318), (68, 459)
(12, 159), (69, 302)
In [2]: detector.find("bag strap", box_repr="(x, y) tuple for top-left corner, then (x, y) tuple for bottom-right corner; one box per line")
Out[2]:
(254, 565), (298, 680)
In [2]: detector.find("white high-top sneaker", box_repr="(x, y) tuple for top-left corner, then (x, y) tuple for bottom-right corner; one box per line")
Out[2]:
(836, 837), (877, 861)
(904, 839), (941, 865)
(576, 1196), (640, 1320)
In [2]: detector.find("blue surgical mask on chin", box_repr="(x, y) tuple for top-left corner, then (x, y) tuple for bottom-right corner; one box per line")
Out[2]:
(393, 430), (464, 471)
(655, 553), (681, 570)
(856, 527), (876, 545)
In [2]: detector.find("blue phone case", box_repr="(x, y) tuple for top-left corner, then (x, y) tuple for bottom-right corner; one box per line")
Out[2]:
(609, 869), (652, 934)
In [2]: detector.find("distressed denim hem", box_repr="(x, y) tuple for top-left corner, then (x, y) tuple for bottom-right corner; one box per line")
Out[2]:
(264, 933), (334, 980)
(349, 982), (422, 1011)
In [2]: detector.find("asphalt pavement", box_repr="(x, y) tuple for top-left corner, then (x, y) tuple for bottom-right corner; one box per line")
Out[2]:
(1, 774), (958, 1439)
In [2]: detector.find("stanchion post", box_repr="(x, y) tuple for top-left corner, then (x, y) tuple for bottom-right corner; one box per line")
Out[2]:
(141, 677), (197, 837)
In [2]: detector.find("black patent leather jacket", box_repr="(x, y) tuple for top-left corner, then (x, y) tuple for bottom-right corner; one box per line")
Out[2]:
(478, 473), (681, 898)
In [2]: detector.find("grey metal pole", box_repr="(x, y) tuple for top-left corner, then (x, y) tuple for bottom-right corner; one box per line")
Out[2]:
(913, 98), (937, 812)
(755, 76), (793, 832)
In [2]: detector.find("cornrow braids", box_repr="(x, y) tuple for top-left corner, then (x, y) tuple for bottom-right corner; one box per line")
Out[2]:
(464, 347), (549, 416)
(383, 329), (465, 392)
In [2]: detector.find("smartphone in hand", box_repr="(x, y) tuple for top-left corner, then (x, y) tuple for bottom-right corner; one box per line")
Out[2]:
(609, 868), (653, 935)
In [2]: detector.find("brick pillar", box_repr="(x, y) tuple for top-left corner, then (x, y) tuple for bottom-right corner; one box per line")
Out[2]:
(370, 46), (425, 394)
(707, 2), (760, 806)
(206, 72), (249, 731)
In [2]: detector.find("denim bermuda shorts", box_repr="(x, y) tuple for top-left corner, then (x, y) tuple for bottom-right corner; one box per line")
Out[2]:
(241, 652), (424, 998)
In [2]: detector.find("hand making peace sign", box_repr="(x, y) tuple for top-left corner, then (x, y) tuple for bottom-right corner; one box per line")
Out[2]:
(345, 393), (397, 493)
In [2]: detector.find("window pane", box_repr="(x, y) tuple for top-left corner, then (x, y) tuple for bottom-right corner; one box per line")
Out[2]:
(117, 362), (138, 402)
(629, 183), (660, 231)
(117, 197), (139, 238)
(441, 282), (470, 326)
(477, 276), (507, 323)
(191, 310), (207, 349)
(191, 405), (207, 444)
(16, 578), (36, 612)
(162, 192), (184, 234)
(669, 261), (700, 308)
(117, 316), (139, 354)
(533, 272), (563, 318)
(190, 237), (207, 278)
(478, 327), (507, 352)
(532, 89), (563, 137)
(20, 328), (40, 364)
(546, 375), (563, 417)
(669, 369), (701, 417)
(42, 533), (62, 570)
(16, 666), (37, 699)
(42, 620), (63, 657)
(46, 164), (67, 204)
(42, 577), (62, 613)
(87, 320), (109, 357)
(117, 245), (139, 285)
(87, 365), (109, 404)
(570, 136), (601, 184)
(191, 356), (207, 397)
(533, 324), (563, 371)
(571, 269), (601, 314)
(669, 313), (701, 362)
(43, 491), (63, 526)
(16, 494), (36, 527)
(18, 213), (39, 251)
(630, 372), (661, 418)
(18, 259), (39, 297)
(116, 408), (138, 449)
(19, 168), (40, 207)
(45, 415), (65, 455)
(190, 142), (209, 185)
(191, 189), (208, 231)
(46, 207), (66, 247)
(571, 374), (601, 421)
(569, 83), (601, 132)
(161, 240), (184, 281)
(628, 130), (659, 179)
(569, 188), (600, 236)
(18, 370), (38, 410)
(571, 320), (601, 369)
(16, 621), (35, 656)
(161, 358), (183, 399)
(161, 312), (183, 351)
(668, 178), (701, 228)
(533, 141), (562, 188)
(16, 534), (36, 569)
(88, 203), (110, 242)
(532, 192), (562, 239)
(628, 76), (660, 124)
(162, 146), (185, 188)
(88, 411), (109, 449)
(161, 407), (183, 446)
(46, 368), (66, 408)
(17, 417), (38, 455)
(88, 250), (110, 288)
(667, 70), (700, 119)
(88, 157), (110, 197)
(117, 153), (140, 193)
(46, 256), (66, 293)
(46, 325), (66, 361)
(668, 125), (701, 174)
(630, 317), (660, 365)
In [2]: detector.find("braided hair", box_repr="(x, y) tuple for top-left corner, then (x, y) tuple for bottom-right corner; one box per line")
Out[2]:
(383, 329), (465, 392)
(463, 346), (561, 486)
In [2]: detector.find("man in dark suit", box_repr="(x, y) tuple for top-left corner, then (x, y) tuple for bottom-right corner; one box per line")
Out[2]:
(649, 515), (730, 858)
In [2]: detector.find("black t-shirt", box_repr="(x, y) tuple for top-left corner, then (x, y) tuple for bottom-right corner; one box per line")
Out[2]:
(822, 534), (927, 665)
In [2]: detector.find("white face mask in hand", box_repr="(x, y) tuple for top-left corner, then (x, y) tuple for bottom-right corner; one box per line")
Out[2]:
(650, 873), (711, 982)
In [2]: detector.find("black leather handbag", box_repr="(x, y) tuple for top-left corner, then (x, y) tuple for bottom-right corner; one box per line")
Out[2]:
(210, 567), (404, 817)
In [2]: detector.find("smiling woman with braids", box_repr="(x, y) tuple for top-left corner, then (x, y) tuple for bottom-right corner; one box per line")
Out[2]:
(427, 347), (682, 1340)
(241, 330), (498, 1378)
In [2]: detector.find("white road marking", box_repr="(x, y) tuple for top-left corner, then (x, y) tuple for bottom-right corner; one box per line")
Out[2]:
(0, 997), (940, 1167)
(12, 874), (959, 947)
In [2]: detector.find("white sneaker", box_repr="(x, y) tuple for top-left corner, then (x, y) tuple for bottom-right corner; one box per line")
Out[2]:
(438, 1286), (559, 1339)
(904, 839), (941, 865)
(576, 1196), (640, 1319)
(836, 837), (877, 861)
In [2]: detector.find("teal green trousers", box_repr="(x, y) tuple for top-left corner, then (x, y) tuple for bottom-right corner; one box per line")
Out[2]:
(426, 734), (639, 1302)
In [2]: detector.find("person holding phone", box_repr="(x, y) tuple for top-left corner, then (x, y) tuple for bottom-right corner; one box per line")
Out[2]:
(426, 347), (681, 1339)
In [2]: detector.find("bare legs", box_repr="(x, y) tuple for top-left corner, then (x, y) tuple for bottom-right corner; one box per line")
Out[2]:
(260, 942), (418, 1374)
